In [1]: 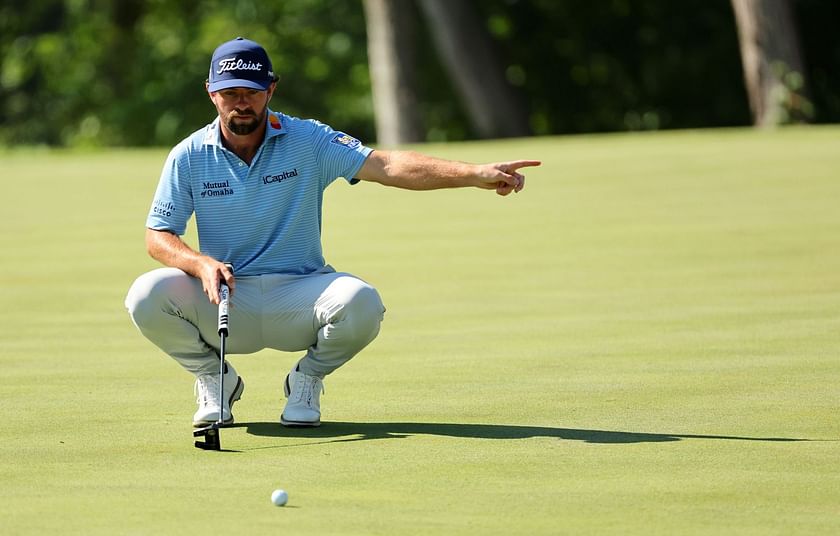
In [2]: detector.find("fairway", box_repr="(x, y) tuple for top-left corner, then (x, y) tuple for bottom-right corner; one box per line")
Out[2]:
(2, 127), (839, 534)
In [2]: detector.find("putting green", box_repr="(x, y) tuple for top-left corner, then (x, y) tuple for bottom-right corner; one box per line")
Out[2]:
(2, 126), (838, 534)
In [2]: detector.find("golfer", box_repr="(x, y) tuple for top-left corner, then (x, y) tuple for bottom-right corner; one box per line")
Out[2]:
(125, 37), (540, 429)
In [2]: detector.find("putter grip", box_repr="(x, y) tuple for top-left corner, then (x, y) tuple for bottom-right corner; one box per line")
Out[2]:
(217, 263), (233, 335)
(218, 284), (229, 335)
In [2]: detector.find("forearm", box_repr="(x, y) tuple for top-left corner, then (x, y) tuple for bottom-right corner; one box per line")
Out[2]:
(360, 150), (483, 190)
(145, 228), (234, 304)
(145, 228), (207, 277)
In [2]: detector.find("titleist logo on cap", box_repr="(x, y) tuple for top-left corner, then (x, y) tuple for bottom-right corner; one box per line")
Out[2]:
(216, 57), (264, 74)
(208, 37), (275, 92)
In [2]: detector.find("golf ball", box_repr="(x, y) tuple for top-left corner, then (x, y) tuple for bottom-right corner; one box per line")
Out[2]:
(271, 489), (288, 507)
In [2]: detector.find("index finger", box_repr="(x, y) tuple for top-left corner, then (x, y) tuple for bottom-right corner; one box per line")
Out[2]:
(505, 160), (542, 172)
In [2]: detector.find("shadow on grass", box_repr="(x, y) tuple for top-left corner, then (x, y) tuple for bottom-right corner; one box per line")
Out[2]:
(232, 421), (809, 446)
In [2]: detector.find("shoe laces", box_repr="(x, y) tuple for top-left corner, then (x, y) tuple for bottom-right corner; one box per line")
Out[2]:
(195, 374), (221, 407)
(290, 373), (324, 406)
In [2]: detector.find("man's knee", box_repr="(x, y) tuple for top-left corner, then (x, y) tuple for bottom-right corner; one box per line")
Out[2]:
(349, 284), (385, 330)
(125, 268), (189, 328)
(329, 279), (385, 342)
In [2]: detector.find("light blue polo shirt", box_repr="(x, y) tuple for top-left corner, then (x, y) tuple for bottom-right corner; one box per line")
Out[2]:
(146, 109), (372, 276)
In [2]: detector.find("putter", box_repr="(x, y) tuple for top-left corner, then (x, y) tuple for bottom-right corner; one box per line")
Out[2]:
(193, 265), (232, 450)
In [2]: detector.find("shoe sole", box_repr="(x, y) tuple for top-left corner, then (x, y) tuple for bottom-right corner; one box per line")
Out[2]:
(280, 415), (321, 427)
(192, 376), (245, 428)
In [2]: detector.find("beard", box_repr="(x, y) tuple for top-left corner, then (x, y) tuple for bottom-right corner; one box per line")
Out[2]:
(225, 106), (266, 135)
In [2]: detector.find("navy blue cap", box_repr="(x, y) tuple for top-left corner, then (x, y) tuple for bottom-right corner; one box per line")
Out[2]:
(208, 37), (275, 92)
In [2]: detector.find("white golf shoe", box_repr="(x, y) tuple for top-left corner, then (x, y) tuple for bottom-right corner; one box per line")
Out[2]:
(280, 369), (324, 427)
(193, 362), (244, 427)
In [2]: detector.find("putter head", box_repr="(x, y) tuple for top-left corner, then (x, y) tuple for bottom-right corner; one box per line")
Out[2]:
(193, 423), (221, 450)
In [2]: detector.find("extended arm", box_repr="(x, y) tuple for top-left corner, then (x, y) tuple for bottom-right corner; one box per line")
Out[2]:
(145, 228), (234, 304)
(356, 150), (541, 196)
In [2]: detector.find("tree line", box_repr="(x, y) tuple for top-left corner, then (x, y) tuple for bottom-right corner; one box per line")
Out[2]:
(0, 0), (837, 148)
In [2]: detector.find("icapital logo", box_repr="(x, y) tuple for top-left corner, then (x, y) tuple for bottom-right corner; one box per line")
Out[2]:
(262, 168), (298, 185)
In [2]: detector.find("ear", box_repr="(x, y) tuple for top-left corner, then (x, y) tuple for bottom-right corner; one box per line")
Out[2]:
(266, 82), (276, 103)
(204, 82), (216, 106)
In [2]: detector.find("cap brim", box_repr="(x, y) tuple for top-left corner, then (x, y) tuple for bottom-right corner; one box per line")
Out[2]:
(208, 79), (271, 92)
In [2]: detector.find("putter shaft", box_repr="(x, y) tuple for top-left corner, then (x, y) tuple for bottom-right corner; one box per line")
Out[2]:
(194, 269), (232, 451)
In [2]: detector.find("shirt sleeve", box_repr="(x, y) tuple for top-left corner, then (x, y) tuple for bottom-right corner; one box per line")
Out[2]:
(145, 144), (193, 235)
(310, 121), (373, 187)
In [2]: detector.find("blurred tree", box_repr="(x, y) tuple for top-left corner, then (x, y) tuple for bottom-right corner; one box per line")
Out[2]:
(471, 0), (753, 135)
(362, 0), (424, 146)
(417, 0), (531, 139)
(730, 0), (813, 125)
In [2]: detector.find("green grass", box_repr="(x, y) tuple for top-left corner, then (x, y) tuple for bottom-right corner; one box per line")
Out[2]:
(2, 126), (839, 534)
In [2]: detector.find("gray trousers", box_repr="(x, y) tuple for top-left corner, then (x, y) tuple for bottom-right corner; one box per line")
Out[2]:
(125, 267), (385, 378)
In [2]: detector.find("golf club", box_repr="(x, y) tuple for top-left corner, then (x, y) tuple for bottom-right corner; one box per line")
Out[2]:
(193, 264), (232, 450)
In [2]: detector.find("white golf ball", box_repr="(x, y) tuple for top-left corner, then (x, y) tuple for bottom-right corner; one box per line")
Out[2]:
(271, 489), (288, 507)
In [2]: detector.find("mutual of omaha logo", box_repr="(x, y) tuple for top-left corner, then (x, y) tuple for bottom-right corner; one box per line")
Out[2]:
(200, 180), (234, 198)
(331, 133), (361, 149)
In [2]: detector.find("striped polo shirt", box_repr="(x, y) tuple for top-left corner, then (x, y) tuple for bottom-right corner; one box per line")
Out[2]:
(146, 109), (372, 276)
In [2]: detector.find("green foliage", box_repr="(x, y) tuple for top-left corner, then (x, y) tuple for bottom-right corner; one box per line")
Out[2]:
(768, 60), (816, 124)
(1, 0), (838, 146)
(0, 0), (372, 146)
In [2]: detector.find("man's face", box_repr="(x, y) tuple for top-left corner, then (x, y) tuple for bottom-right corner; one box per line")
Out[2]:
(208, 85), (275, 135)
